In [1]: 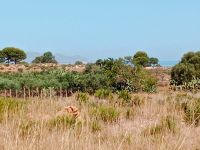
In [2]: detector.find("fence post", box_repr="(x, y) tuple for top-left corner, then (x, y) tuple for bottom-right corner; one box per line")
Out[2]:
(28, 88), (31, 99)
(16, 90), (18, 98)
(9, 89), (12, 98)
(50, 87), (52, 100)
(60, 87), (62, 98)
(4, 89), (6, 99)
(23, 87), (26, 100)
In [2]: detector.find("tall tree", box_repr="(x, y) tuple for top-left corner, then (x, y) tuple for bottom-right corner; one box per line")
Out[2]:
(1, 47), (27, 64)
(132, 51), (149, 67)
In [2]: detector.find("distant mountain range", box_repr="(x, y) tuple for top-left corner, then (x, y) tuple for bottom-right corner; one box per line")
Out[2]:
(25, 52), (90, 64)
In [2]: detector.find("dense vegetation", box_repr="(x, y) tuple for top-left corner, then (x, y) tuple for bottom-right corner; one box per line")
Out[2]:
(0, 57), (157, 97)
(171, 51), (200, 89)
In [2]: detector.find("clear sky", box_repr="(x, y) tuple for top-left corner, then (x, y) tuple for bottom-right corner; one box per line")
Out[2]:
(0, 0), (200, 61)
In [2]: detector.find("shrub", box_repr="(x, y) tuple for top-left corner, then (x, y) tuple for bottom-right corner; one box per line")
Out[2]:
(48, 115), (76, 129)
(94, 89), (111, 99)
(143, 76), (157, 93)
(171, 51), (200, 86)
(92, 105), (120, 123)
(117, 90), (132, 105)
(171, 63), (196, 85)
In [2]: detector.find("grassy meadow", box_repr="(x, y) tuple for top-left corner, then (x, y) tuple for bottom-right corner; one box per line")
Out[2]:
(0, 91), (199, 150)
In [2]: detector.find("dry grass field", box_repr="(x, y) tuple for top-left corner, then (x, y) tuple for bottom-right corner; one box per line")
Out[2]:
(0, 91), (200, 150)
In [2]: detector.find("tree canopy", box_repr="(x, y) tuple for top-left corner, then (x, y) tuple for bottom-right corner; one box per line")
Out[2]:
(0, 47), (27, 64)
(75, 61), (83, 65)
(32, 51), (57, 64)
(171, 51), (200, 85)
(132, 51), (159, 67)
(149, 57), (159, 67)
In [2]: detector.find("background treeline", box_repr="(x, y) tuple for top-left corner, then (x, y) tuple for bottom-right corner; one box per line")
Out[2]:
(0, 47), (159, 67)
(0, 47), (57, 64)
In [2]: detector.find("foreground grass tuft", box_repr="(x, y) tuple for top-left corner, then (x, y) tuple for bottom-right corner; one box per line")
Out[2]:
(0, 97), (27, 121)
(182, 98), (200, 126)
(143, 115), (178, 136)
(48, 115), (76, 129)
(91, 105), (120, 123)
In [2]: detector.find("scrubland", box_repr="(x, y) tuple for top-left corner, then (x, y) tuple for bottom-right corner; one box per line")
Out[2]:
(0, 91), (200, 150)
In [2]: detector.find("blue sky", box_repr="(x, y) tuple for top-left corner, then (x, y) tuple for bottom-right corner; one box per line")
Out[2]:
(0, 0), (200, 61)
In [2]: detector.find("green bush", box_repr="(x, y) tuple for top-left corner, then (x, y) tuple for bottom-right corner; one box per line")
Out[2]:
(171, 51), (200, 86)
(94, 89), (111, 99)
(171, 63), (196, 85)
(92, 105), (120, 123)
(118, 90), (132, 105)
(143, 76), (157, 93)
(48, 115), (76, 129)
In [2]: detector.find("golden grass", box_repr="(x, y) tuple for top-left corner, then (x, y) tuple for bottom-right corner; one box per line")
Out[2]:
(0, 91), (200, 150)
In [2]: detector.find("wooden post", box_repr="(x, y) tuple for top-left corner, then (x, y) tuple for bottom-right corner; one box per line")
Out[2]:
(4, 89), (6, 99)
(15, 90), (18, 98)
(40, 89), (43, 99)
(50, 87), (52, 100)
(28, 88), (31, 99)
(60, 87), (62, 98)
(36, 87), (39, 98)
(9, 89), (12, 98)
(23, 87), (26, 100)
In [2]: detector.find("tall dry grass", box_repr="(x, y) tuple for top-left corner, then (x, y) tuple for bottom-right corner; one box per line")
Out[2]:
(0, 92), (200, 150)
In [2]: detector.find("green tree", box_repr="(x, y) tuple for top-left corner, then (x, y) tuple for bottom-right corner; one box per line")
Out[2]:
(1, 47), (27, 64)
(75, 60), (83, 65)
(149, 57), (159, 67)
(43, 52), (57, 63)
(32, 51), (57, 64)
(132, 51), (149, 67)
